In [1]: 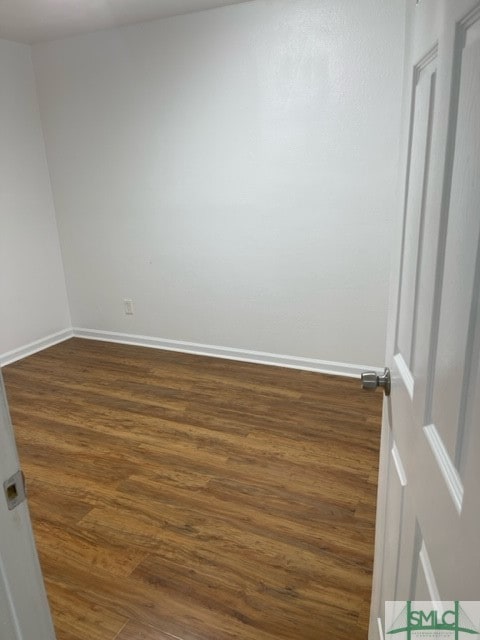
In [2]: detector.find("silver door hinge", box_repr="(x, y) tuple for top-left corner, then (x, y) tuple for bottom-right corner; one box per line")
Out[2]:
(4, 470), (26, 510)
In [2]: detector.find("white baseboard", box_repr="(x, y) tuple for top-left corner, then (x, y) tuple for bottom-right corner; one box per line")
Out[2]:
(1, 325), (382, 378)
(0, 328), (74, 368)
(72, 327), (381, 378)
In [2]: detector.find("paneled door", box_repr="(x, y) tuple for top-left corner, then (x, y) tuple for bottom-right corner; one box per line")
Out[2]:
(369, 0), (480, 636)
(0, 373), (56, 640)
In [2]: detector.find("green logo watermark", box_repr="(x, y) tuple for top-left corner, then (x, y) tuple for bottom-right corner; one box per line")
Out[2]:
(385, 601), (480, 639)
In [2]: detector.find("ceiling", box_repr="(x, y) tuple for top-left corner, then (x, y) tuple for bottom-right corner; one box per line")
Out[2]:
(0, 0), (251, 44)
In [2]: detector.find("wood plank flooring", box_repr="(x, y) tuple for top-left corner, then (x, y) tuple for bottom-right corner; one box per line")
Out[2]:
(2, 338), (382, 640)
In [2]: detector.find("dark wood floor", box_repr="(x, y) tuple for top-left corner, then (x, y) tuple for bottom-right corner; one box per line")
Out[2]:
(3, 338), (382, 640)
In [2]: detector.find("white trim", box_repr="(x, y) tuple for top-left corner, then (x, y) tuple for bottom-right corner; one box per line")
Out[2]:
(391, 442), (408, 487)
(393, 352), (414, 399)
(0, 329), (73, 368)
(377, 617), (384, 640)
(0, 325), (383, 378)
(423, 423), (464, 514)
(419, 540), (441, 603)
(72, 327), (382, 378)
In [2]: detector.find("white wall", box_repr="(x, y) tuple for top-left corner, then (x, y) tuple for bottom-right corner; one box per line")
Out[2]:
(0, 38), (71, 362)
(33, 0), (405, 368)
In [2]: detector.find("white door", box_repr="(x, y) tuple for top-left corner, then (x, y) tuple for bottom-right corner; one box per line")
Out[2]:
(0, 372), (56, 640)
(369, 0), (480, 636)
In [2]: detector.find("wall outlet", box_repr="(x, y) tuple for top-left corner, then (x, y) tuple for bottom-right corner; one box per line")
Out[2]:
(123, 298), (134, 315)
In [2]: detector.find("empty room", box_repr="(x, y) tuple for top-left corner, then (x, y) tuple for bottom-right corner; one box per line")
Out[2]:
(0, 0), (479, 639)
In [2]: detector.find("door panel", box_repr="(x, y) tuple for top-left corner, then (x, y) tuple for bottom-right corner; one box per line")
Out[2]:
(430, 7), (480, 466)
(370, 0), (480, 636)
(396, 51), (437, 378)
(412, 538), (440, 601)
(377, 440), (407, 603)
(0, 564), (18, 640)
(0, 374), (56, 640)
